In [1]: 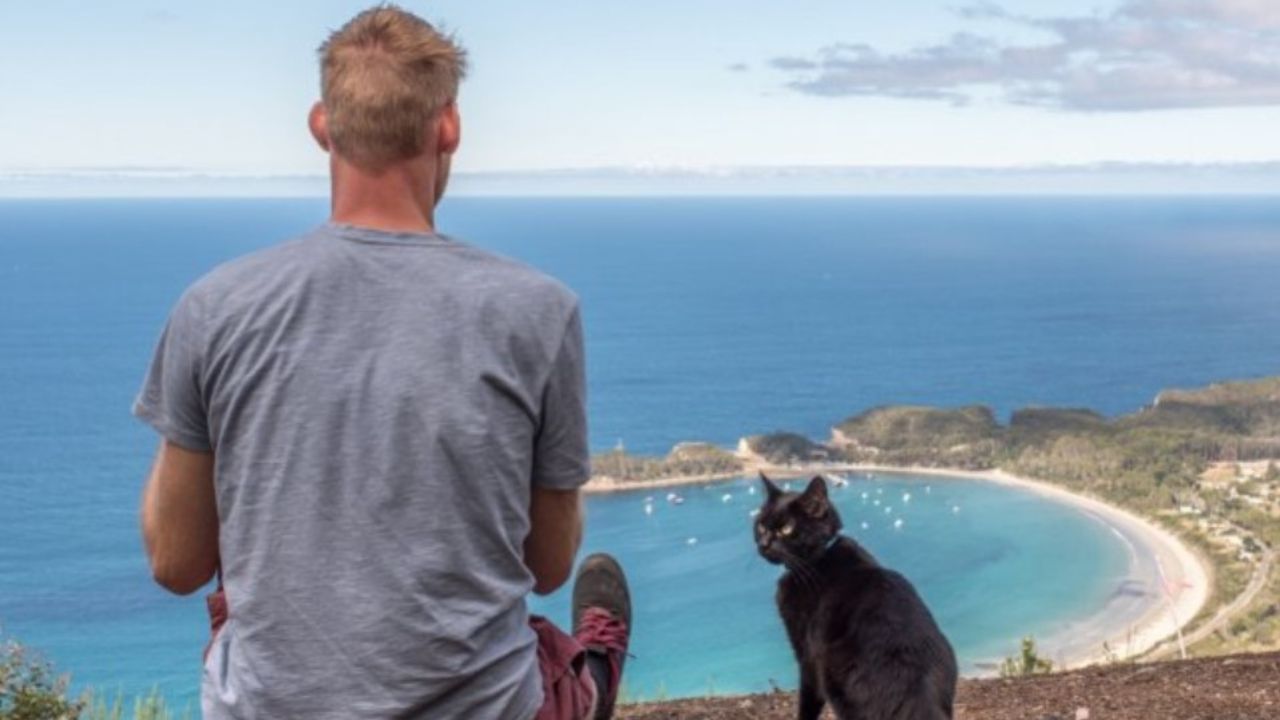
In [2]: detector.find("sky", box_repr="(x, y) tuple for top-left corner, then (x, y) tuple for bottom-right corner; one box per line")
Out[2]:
(2, 0), (1279, 195)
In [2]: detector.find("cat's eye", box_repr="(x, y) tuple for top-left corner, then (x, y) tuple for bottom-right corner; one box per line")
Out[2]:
(780, 521), (795, 537)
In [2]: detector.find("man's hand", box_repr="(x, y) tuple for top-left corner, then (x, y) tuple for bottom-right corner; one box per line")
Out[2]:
(524, 486), (584, 595)
(140, 439), (219, 595)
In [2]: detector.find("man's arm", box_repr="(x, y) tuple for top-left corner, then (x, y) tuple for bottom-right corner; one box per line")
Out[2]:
(132, 286), (218, 595)
(140, 439), (219, 595)
(525, 303), (590, 595)
(524, 486), (584, 595)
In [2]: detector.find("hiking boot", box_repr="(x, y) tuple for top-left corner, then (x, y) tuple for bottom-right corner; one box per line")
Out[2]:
(572, 553), (631, 720)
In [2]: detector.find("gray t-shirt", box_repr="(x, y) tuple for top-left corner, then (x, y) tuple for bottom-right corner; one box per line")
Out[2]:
(133, 222), (589, 720)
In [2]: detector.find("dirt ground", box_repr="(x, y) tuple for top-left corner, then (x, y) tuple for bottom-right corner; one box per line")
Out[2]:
(616, 651), (1280, 719)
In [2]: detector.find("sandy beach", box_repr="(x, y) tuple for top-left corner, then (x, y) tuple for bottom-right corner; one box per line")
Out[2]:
(584, 471), (744, 494)
(586, 463), (1211, 671)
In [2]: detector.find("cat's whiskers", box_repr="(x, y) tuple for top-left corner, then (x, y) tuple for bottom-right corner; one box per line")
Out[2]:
(779, 549), (821, 595)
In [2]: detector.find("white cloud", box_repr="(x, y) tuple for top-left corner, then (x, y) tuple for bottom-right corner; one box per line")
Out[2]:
(769, 0), (1280, 111)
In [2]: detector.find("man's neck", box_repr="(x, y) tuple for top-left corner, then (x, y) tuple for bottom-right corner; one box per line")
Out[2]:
(330, 206), (435, 234)
(328, 158), (438, 234)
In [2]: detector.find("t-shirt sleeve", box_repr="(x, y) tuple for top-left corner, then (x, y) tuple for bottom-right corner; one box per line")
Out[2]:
(531, 305), (590, 490)
(131, 287), (213, 453)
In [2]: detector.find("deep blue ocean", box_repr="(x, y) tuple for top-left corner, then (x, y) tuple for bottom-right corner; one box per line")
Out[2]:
(2, 197), (1279, 708)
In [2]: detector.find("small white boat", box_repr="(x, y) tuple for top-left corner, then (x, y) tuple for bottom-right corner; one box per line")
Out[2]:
(825, 474), (850, 488)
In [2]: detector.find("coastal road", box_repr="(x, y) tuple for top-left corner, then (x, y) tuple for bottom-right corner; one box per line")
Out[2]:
(1148, 533), (1274, 660)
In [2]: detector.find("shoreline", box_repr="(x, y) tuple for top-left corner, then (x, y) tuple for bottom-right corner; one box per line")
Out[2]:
(584, 471), (744, 494)
(585, 463), (1211, 671)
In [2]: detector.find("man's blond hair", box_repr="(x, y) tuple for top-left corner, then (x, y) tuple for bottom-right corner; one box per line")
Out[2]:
(318, 4), (467, 169)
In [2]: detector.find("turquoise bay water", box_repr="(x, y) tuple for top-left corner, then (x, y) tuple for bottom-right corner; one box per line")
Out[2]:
(2, 197), (1279, 707)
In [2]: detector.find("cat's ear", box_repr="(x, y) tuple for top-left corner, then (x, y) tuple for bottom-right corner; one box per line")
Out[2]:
(798, 476), (830, 517)
(760, 472), (783, 501)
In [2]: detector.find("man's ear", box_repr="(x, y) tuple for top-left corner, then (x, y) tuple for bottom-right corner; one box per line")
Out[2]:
(308, 102), (331, 152)
(436, 102), (461, 156)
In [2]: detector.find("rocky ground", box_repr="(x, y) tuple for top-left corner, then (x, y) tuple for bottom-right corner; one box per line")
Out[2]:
(616, 651), (1280, 719)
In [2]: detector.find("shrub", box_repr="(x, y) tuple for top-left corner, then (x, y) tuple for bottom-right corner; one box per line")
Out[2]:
(83, 689), (190, 720)
(0, 639), (85, 720)
(0, 637), (189, 720)
(999, 636), (1054, 678)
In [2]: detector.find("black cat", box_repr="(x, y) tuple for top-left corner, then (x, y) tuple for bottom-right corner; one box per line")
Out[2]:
(754, 474), (957, 720)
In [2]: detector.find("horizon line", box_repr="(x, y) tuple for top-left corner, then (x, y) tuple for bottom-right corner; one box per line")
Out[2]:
(5, 161), (1280, 199)
(7, 159), (1280, 179)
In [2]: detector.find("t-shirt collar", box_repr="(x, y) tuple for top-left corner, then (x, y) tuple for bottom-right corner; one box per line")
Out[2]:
(322, 220), (452, 246)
